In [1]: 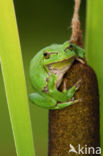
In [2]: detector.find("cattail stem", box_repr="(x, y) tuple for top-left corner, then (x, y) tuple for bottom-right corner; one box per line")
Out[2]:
(70, 0), (82, 47)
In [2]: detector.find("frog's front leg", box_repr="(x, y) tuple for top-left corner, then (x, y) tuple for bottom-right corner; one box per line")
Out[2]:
(48, 73), (81, 102)
(48, 73), (68, 102)
(29, 92), (56, 109)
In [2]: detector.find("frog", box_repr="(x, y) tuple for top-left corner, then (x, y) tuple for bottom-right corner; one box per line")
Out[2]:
(29, 41), (85, 110)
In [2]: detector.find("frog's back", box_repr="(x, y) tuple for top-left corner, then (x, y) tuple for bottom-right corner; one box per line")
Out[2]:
(30, 50), (48, 91)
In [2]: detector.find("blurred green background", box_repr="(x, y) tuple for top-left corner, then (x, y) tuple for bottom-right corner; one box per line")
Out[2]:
(0, 0), (86, 155)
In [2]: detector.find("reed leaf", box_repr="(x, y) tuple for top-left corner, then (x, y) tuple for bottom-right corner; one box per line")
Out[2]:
(0, 0), (35, 156)
(86, 0), (103, 153)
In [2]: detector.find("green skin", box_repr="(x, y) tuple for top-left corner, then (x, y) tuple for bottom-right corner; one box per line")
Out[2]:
(29, 41), (85, 110)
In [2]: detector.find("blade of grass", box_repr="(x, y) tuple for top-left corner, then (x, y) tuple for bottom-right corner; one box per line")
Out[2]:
(85, 0), (103, 153)
(0, 0), (35, 156)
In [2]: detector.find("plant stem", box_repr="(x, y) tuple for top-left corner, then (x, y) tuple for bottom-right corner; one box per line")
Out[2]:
(0, 0), (35, 156)
(70, 0), (82, 47)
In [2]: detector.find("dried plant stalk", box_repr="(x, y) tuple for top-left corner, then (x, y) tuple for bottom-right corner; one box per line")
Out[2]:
(70, 0), (82, 47)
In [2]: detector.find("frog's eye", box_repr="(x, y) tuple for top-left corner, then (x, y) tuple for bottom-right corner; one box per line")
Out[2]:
(68, 44), (73, 51)
(65, 44), (73, 51)
(43, 52), (50, 59)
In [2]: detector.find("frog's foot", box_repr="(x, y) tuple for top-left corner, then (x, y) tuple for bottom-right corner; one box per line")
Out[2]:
(63, 78), (82, 96)
(62, 78), (68, 91)
(51, 99), (82, 110)
(71, 97), (75, 101)
(63, 78), (82, 92)
(74, 79), (82, 91)
(64, 79), (82, 100)
(69, 98), (82, 103)
(76, 57), (86, 64)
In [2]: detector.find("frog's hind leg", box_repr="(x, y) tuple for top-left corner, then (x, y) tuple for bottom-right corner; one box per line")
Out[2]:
(29, 92), (56, 109)
(29, 92), (81, 110)
(51, 99), (81, 110)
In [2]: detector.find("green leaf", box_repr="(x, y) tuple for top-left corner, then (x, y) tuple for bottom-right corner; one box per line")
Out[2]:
(86, 0), (103, 152)
(0, 0), (35, 156)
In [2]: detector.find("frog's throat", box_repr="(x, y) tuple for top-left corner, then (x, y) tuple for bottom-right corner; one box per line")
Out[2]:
(47, 58), (74, 88)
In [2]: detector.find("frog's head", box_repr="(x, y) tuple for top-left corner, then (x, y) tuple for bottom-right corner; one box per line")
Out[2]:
(42, 41), (85, 88)
(42, 41), (85, 67)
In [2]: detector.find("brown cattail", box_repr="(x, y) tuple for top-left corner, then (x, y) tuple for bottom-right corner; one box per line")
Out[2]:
(48, 0), (100, 155)
(48, 61), (100, 156)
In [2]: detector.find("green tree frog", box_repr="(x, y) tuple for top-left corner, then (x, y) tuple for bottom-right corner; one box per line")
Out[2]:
(29, 41), (85, 109)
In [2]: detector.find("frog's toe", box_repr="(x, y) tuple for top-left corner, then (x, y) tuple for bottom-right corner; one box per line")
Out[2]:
(74, 79), (82, 90)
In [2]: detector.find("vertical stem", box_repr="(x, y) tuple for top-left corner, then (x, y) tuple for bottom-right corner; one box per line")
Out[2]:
(0, 1), (35, 156)
(85, 0), (103, 152)
(70, 0), (82, 47)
